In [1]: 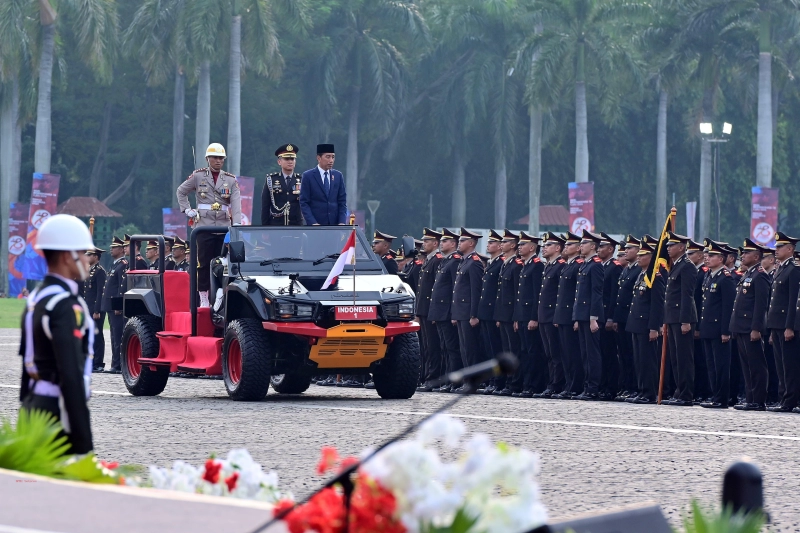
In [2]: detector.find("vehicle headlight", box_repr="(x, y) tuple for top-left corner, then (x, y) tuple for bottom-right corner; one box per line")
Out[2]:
(275, 302), (314, 318)
(384, 301), (415, 320)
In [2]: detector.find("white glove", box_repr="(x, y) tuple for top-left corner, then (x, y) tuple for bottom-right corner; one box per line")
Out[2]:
(185, 208), (198, 218)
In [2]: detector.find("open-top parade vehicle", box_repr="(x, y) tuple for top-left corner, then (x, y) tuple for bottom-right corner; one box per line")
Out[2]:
(120, 226), (420, 401)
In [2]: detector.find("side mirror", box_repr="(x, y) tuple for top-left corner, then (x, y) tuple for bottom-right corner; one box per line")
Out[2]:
(401, 235), (416, 258)
(229, 241), (246, 263)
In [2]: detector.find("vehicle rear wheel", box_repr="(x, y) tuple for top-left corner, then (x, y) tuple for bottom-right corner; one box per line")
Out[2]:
(223, 319), (271, 401)
(373, 332), (420, 399)
(270, 373), (313, 394)
(121, 316), (169, 396)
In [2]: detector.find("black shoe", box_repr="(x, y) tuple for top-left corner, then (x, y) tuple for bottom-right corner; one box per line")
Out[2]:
(416, 384), (434, 392)
(575, 392), (599, 401)
(700, 401), (727, 409)
(454, 385), (471, 393)
(598, 392), (615, 401)
(633, 397), (656, 404)
(519, 390), (534, 398)
(92, 367), (105, 373)
(482, 385), (497, 395)
(435, 384), (453, 393)
(668, 399), (693, 406)
(341, 379), (363, 388)
(364, 380), (375, 389)
(768, 404), (794, 412)
(552, 390), (574, 399)
(532, 389), (552, 399)
(493, 387), (513, 396)
(107, 368), (122, 374)
(318, 377), (336, 386)
(793, 406), (800, 414)
(737, 403), (766, 411)
(511, 392), (522, 397)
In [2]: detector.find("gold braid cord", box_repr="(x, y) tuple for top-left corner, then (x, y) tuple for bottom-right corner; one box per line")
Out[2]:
(266, 174), (291, 225)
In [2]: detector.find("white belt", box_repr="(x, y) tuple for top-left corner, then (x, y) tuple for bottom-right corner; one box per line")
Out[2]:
(198, 203), (229, 212)
(33, 380), (61, 397)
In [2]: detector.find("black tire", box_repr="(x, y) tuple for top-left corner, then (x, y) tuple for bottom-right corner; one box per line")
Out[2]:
(223, 319), (271, 401)
(121, 316), (169, 396)
(373, 332), (420, 399)
(270, 373), (313, 394)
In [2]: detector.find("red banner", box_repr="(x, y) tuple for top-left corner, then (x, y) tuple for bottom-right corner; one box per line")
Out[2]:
(238, 176), (255, 226)
(8, 202), (30, 297)
(162, 208), (188, 240)
(568, 182), (595, 234)
(24, 173), (60, 280)
(750, 187), (779, 248)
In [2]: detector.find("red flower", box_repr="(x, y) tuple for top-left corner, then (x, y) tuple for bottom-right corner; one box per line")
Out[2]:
(99, 460), (119, 470)
(349, 473), (405, 533)
(317, 446), (340, 475)
(225, 472), (239, 492)
(339, 456), (359, 472)
(202, 459), (222, 484)
(279, 487), (346, 533)
(273, 499), (295, 518)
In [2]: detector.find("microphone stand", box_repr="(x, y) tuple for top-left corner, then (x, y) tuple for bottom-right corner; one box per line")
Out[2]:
(249, 381), (479, 533)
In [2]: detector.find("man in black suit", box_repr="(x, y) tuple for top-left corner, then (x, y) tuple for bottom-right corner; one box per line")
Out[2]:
(552, 231), (584, 399)
(511, 232), (545, 397)
(625, 241), (665, 404)
(687, 240), (711, 403)
(698, 239), (737, 409)
(767, 232), (800, 412)
(534, 232), (567, 398)
(731, 239), (771, 411)
(414, 229), (443, 392)
(572, 230), (605, 401)
(612, 235), (642, 400)
(664, 232), (699, 406)
(451, 228), (485, 385)
(492, 230), (523, 396)
(428, 229), (462, 392)
(372, 230), (399, 274)
(598, 233), (622, 400)
(101, 237), (128, 374)
(83, 247), (107, 372)
(477, 230), (505, 394)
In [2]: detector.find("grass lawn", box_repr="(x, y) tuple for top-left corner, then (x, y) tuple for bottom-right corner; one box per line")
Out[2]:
(0, 299), (25, 328)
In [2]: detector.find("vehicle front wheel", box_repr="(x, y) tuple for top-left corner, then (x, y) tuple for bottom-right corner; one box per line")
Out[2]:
(270, 373), (313, 394)
(121, 316), (169, 396)
(223, 319), (271, 401)
(373, 332), (420, 399)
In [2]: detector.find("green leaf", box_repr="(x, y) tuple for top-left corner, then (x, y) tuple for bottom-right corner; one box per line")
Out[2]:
(54, 453), (118, 484)
(0, 409), (71, 477)
(420, 507), (482, 533)
(682, 499), (766, 533)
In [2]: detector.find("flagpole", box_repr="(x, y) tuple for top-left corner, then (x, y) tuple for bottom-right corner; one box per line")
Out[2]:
(657, 206), (678, 405)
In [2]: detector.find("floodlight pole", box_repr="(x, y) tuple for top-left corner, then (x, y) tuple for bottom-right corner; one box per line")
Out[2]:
(367, 200), (380, 237)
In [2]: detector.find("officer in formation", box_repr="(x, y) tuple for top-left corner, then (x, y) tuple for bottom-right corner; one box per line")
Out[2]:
(428, 229), (462, 392)
(451, 229), (485, 380)
(125, 235), (148, 270)
(612, 236), (642, 400)
(372, 231), (399, 274)
(415, 229), (444, 391)
(173, 237), (190, 271)
(476, 231), (506, 394)
(102, 236), (128, 374)
(83, 247), (106, 372)
(262, 144), (303, 226)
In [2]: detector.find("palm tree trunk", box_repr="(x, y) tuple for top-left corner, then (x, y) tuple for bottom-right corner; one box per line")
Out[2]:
(195, 61), (211, 169)
(226, 14), (242, 176)
(1, 87), (15, 295)
(494, 155), (507, 228)
(698, 91), (714, 239)
(173, 67), (185, 208)
(528, 108), (542, 235)
(12, 78), (21, 201)
(451, 143), (466, 227)
(89, 102), (112, 197)
(656, 89), (668, 229)
(34, 23), (56, 174)
(756, 10), (772, 188)
(574, 41), (589, 183)
(346, 83), (361, 213)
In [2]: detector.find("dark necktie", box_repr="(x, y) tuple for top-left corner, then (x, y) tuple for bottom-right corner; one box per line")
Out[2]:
(324, 171), (330, 194)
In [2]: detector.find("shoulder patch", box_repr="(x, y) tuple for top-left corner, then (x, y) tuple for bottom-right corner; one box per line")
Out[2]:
(592, 256), (601, 262)
(613, 260), (621, 265)
(534, 257), (541, 263)
(223, 170), (236, 178)
(557, 258), (565, 263)
(757, 266), (764, 272)
(577, 258), (584, 263)
(724, 270), (731, 276)
(415, 259), (423, 265)
(499, 255), (505, 260)
(701, 266), (709, 272)
(472, 255), (481, 261)
(435, 253), (443, 258)
(453, 253), (461, 259)
(121, 259), (128, 265)
(515, 258), (523, 264)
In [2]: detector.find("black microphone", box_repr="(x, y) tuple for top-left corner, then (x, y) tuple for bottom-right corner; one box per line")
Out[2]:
(447, 352), (519, 384)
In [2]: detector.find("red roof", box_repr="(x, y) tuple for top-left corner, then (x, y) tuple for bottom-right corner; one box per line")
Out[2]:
(57, 197), (122, 218)
(514, 205), (569, 227)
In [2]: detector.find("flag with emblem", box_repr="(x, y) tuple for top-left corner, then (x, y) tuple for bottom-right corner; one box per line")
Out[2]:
(645, 208), (676, 288)
(321, 230), (357, 290)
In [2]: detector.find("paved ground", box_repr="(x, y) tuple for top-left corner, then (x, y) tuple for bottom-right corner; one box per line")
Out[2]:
(1, 327), (798, 531)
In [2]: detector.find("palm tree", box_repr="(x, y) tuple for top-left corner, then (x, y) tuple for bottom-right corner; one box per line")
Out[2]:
(526, 0), (645, 184)
(315, 0), (429, 213)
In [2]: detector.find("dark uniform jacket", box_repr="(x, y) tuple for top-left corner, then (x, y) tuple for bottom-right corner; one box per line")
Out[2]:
(83, 264), (106, 315)
(493, 256), (523, 323)
(699, 268), (736, 339)
(134, 254), (148, 270)
(381, 253), (399, 275)
(428, 252), (461, 322)
(626, 268), (666, 334)
(401, 257), (423, 294)
(613, 264), (641, 324)
(175, 258), (190, 272)
(452, 251), (484, 321)
(555, 256), (581, 325)
(730, 264), (770, 335)
(477, 254), (504, 321)
(694, 264), (709, 322)
(573, 254), (604, 322)
(664, 255), (698, 324)
(539, 258), (566, 324)
(767, 258), (800, 330)
(261, 172), (303, 225)
(100, 257), (127, 313)
(18, 276), (93, 453)
(513, 256), (544, 323)
(415, 251), (442, 318)
(602, 258), (623, 323)
(165, 255), (177, 271)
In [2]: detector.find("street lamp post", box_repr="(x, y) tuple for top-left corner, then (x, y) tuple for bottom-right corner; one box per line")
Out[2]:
(367, 200), (380, 237)
(699, 122), (732, 240)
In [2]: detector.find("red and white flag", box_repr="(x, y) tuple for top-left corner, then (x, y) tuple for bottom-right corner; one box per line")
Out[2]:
(321, 230), (356, 289)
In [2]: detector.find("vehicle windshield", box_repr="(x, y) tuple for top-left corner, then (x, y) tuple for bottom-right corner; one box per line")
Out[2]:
(230, 226), (382, 273)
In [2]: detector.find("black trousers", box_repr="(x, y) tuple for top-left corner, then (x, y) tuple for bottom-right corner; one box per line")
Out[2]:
(599, 328), (619, 394)
(694, 338), (711, 400)
(436, 321), (461, 376)
(729, 338), (745, 403)
(577, 321), (602, 394)
(735, 333), (768, 405)
(633, 332), (659, 400)
(196, 232), (226, 292)
(457, 320), (483, 368)
(615, 326), (636, 393)
(420, 319), (442, 383)
(771, 329), (800, 409)
(498, 322), (520, 390)
(109, 312), (125, 370)
(702, 338), (731, 404)
(540, 323), (564, 392)
(480, 321), (505, 388)
(764, 341), (780, 403)
(557, 324), (583, 394)
(93, 314), (106, 368)
(21, 394), (85, 455)
(667, 323), (695, 401)
(510, 326), (545, 393)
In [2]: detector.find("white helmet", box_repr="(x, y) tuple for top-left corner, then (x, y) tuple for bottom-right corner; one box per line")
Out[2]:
(35, 214), (94, 251)
(205, 143), (226, 158)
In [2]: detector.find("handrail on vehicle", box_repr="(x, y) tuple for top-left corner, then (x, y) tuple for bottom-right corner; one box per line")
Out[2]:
(129, 235), (166, 321)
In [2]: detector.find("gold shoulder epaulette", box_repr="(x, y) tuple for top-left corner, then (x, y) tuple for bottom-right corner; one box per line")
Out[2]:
(223, 171), (236, 178)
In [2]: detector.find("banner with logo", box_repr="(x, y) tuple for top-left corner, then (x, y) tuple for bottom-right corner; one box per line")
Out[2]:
(750, 187), (779, 247)
(24, 173), (60, 281)
(238, 176), (255, 226)
(162, 208), (188, 240)
(685, 201), (697, 240)
(8, 202), (30, 296)
(568, 182), (595, 234)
